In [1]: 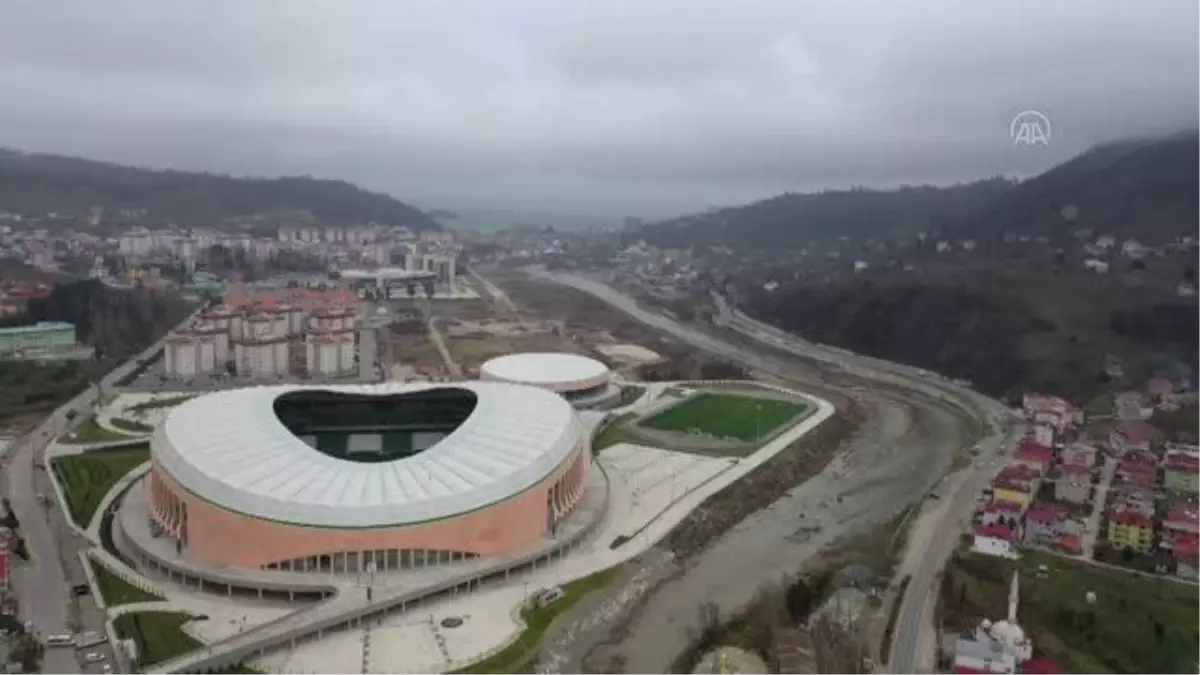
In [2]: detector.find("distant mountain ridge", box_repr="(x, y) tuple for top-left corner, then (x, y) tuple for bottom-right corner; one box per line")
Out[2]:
(0, 149), (440, 229)
(637, 130), (1199, 251)
(948, 130), (1199, 242)
(638, 179), (1014, 251)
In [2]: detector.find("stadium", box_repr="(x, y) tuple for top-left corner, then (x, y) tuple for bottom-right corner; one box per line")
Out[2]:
(479, 352), (614, 407)
(147, 381), (590, 572)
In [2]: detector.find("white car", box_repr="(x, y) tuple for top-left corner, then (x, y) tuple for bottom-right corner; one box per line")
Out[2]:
(84, 652), (106, 663)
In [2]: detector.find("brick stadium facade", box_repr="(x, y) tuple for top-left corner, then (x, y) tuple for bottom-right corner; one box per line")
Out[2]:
(147, 382), (590, 572)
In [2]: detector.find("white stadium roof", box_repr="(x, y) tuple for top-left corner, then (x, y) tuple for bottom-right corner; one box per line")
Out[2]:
(153, 381), (583, 528)
(480, 352), (609, 389)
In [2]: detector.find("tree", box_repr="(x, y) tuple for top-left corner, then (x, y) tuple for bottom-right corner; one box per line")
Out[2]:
(1058, 605), (1076, 629)
(11, 633), (44, 672)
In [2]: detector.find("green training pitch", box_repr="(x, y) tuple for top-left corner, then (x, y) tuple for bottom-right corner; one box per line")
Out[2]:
(637, 392), (811, 442)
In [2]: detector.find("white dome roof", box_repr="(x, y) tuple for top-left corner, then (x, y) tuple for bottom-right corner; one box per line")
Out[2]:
(990, 620), (1027, 646)
(153, 381), (583, 528)
(480, 352), (609, 391)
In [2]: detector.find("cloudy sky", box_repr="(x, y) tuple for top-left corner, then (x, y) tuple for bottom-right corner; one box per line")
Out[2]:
(0, 0), (1196, 218)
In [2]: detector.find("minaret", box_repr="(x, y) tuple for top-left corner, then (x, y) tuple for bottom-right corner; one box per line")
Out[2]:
(1007, 570), (1020, 623)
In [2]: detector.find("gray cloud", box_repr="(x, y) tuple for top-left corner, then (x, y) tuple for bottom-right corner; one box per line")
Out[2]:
(0, 0), (1195, 217)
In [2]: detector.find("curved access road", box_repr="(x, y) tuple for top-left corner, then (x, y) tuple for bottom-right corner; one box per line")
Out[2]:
(1, 307), (203, 674)
(522, 268), (1019, 673)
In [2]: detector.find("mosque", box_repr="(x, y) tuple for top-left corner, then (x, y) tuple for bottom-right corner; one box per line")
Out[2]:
(951, 572), (1059, 674)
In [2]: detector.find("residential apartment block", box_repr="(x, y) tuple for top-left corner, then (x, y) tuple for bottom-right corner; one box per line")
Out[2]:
(1108, 510), (1154, 553)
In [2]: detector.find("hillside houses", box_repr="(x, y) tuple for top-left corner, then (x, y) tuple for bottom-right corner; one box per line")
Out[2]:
(1114, 391), (1155, 421)
(972, 396), (1090, 558)
(1109, 421), (1159, 454)
(969, 382), (1198, 582)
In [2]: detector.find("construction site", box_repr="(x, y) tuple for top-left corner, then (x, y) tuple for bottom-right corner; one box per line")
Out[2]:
(375, 277), (669, 385)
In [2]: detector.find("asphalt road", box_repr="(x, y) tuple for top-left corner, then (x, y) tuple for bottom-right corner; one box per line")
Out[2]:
(886, 422), (1022, 673)
(520, 269), (1014, 672)
(2, 316), (196, 674)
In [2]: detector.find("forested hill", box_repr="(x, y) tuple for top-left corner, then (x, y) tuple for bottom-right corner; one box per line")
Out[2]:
(637, 178), (1014, 251)
(6, 280), (195, 359)
(0, 149), (440, 230)
(947, 130), (1199, 243)
(636, 130), (1198, 251)
(745, 271), (1198, 404)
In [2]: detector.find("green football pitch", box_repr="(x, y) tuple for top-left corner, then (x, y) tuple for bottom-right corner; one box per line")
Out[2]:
(638, 392), (811, 442)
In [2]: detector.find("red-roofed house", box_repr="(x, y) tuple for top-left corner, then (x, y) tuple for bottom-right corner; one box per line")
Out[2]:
(1024, 506), (1063, 546)
(1147, 375), (1175, 398)
(1165, 504), (1200, 538)
(981, 501), (1024, 528)
(1021, 656), (1063, 674)
(1171, 534), (1199, 580)
(972, 523), (1021, 559)
(1022, 393), (1081, 433)
(1013, 440), (1053, 474)
(993, 464), (1041, 509)
(1109, 422), (1159, 454)
(1055, 464), (1092, 504)
(1115, 450), (1159, 489)
(974, 523), (1019, 541)
(1057, 533), (1083, 555)
(1164, 451), (1200, 495)
(1147, 373), (1185, 409)
(1061, 442), (1097, 469)
(1023, 392), (1069, 415)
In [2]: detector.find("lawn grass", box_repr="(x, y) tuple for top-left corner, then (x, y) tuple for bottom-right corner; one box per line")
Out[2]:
(941, 550), (1199, 674)
(111, 612), (267, 667)
(638, 392), (811, 442)
(90, 557), (162, 607)
(63, 416), (135, 444)
(455, 568), (619, 674)
(113, 611), (202, 670)
(52, 446), (150, 528)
